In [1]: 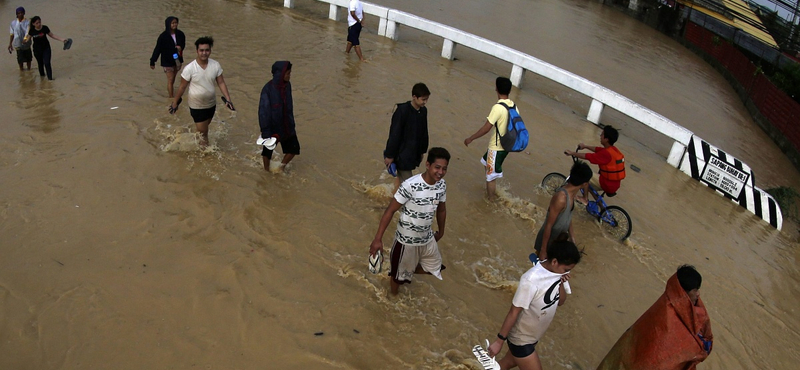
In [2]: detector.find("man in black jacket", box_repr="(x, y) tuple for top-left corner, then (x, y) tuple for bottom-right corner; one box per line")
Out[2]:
(383, 83), (430, 188)
(258, 61), (298, 173)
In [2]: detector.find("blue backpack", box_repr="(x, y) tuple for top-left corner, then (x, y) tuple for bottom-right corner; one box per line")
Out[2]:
(495, 102), (529, 152)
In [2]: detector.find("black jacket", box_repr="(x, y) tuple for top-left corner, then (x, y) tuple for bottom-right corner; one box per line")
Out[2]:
(150, 16), (185, 67)
(383, 101), (429, 171)
(258, 61), (296, 140)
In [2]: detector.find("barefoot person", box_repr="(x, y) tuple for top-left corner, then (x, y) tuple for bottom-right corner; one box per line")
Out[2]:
(487, 239), (582, 370)
(258, 61), (299, 172)
(383, 83), (430, 190)
(8, 7), (32, 71)
(169, 36), (234, 147)
(345, 0), (366, 61)
(534, 161), (592, 261)
(150, 16), (186, 98)
(463, 77), (516, 201)
(24, 16), (69, 80)
(369, 148), (449, 295)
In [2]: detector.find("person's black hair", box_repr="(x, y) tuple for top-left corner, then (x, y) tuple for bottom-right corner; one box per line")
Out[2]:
(567, 161), (593, 186)
(547, 239), (582, 266)
(496, 77), (512, 95)
(426, 147), (450, 164)
(195, 36), (214, 49)
(603, 125), (620, 145)
(412, 83), (430, 98)
(677, 264), (702, 292)
(29, 16), (40, 30)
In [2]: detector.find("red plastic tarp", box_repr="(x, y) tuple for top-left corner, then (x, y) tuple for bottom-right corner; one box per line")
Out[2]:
(596, 274), (713, 370)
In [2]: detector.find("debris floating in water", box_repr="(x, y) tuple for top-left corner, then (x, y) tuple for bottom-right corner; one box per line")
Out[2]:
(110, 106), (119, 110)
(630, 165), (641, 173)
(314, 332), (324, 336)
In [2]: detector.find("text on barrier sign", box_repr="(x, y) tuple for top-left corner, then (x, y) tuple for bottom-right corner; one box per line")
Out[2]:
(701, 156), (749, 198)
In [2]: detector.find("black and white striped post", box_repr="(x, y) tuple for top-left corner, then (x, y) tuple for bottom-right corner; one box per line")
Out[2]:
(679, 135), (782, 230)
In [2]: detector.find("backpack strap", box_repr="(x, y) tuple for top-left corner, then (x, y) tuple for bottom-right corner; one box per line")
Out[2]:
(494, 102), (515, 145)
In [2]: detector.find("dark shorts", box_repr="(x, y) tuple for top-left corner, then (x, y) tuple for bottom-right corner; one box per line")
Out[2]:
(347, 22), (362, 46)
(261, 134), (301, 157)
(507, 340), (537, 358)
(16, 48), (32, 63)
(190, 106), (216, 123)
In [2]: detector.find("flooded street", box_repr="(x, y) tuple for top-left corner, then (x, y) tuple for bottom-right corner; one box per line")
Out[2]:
(1, 0), (798, 369)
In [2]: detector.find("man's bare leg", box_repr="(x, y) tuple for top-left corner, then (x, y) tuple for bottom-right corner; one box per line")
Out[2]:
(390, 279), (399, 295)
(262, 156), (270, 171)
(487, 180), (497, 201)
(354, 45), (365, 61)
(345, 41), (353, 53)
(195, 119), (211, 147)
(279, 153), (296, 172)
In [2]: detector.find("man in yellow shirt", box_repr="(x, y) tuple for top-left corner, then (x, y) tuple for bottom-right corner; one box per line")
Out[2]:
(464, 77), (516, 201)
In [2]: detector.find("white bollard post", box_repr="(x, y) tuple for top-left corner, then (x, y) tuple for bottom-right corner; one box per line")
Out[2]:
(510, 65), (524, 88)
(442, 39), (455, 60)
(329, 4), (339, 21)
(667, 141), (686, 168)
(587, 99), (604, 125)
(386, 20), (398, 40)
(284, 0), (294, 9)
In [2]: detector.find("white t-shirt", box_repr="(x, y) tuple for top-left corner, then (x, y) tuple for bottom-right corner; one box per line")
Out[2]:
(9, 18), (30, 49)
(507, 263), (564, 345)
(393, 174), (446, 246)
(181, 58), (223, 109)
(348, 0), (363, 27)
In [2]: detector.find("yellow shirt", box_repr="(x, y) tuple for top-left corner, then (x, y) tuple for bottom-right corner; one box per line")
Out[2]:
(487, 99), (517, 151)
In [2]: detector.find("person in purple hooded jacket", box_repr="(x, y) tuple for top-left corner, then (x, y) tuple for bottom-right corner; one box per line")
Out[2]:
(258, 61), (299, 173)
(150, 16), (185, 98)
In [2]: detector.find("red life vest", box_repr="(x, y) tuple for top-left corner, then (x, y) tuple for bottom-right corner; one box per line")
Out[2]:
(599, 146), (626, 181)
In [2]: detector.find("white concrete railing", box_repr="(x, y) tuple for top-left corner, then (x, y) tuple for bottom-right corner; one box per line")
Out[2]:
(283, 0), (782, 229)
(285, 0), (692, 167)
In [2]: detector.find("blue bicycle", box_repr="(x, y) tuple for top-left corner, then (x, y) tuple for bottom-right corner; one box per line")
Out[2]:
(540, 151), (632, 240)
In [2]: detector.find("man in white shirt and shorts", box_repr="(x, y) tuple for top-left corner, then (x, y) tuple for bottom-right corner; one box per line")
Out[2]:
(369, 147), (449, 295)
(345, 0), (366, 61)
(169, 36), (234, 147)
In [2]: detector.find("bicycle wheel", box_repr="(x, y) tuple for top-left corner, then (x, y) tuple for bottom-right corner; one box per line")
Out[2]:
(600, 205), (632, 240)
(541, 172), (567, 194)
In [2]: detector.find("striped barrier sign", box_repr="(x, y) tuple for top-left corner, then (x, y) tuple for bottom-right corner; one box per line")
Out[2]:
(679, 135), (782, 230)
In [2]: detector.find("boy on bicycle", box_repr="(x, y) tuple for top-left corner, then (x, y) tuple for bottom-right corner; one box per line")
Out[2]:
(564, 125), (625, 200)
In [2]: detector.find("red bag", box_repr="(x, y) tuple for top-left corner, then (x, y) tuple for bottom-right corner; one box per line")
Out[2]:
(596, 274), (713, 370)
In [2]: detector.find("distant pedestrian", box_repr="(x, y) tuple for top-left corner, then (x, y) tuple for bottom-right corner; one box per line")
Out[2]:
(169, 36), (234, 147)
(150, 16), (186, 98)
(463, 77), (516, 201)
(345, 0), (366, 61)
(383, 83), (430, 189)
(7, 7), (31, 71)
(258, 61), (299, 172)
(25, 16), (69, 80)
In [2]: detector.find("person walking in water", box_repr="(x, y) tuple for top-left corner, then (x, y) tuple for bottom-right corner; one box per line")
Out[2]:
(169, 36), (234, 148)
(533, 161), (592, 261)
(24, 16), (69, 80)
(463, 77), (516, 201)
(345, 0), (366, 61)
(383, 83), (430, 190)
(487, 239), (582, 370)
(150, 16), (186, 98)
(369, 148), (449, 296)
(8, 7), (32, 71)
(258, 61), (300, 173)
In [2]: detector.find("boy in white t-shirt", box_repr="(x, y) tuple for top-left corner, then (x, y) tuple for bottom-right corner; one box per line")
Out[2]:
(487, 238), (582, 370)
(369, 147), (449, 295)
(170, 36), (234, 147)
